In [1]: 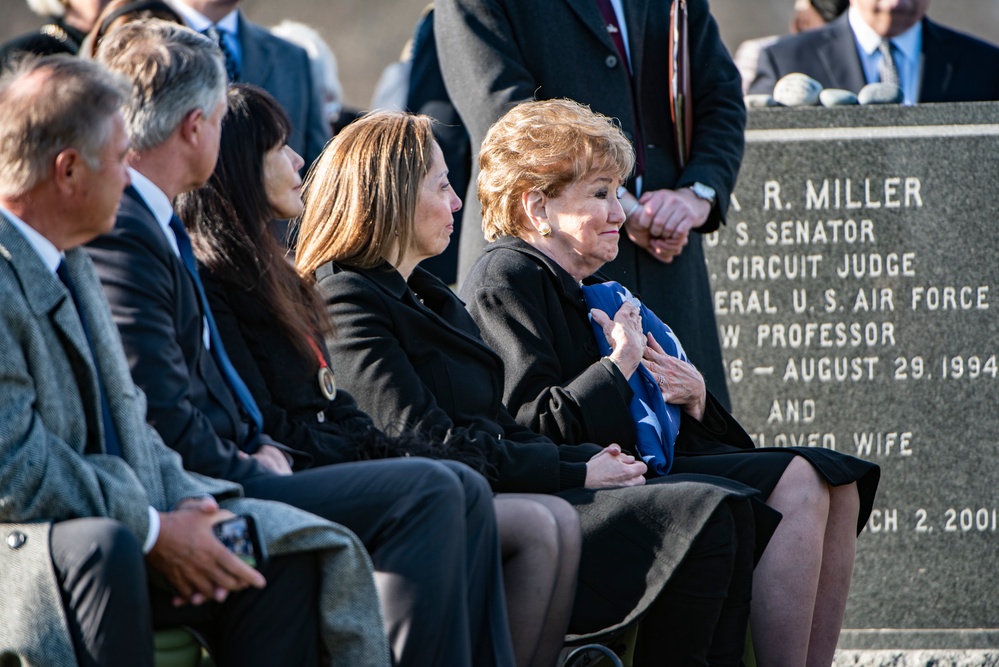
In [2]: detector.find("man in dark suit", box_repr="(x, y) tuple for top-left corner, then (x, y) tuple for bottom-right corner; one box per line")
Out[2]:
(168, 0), (329, 167)
(87, 20), (515, 667)
(436, 0), (744, 407)
(0, 55), (385, 667)
(750, 0), (999, 103)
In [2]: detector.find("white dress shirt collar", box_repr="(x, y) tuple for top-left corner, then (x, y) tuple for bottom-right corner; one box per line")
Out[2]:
(848, 6), (922, 104)
(128, 167), (180, 256)
(128, 168), (212, 349)
(0, 204), (63, 273)
(168, 1), (239, 35)
(849, 7), (921, 60)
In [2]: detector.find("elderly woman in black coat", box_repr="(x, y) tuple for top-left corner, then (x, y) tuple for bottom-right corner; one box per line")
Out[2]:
(295, 108), (776, 667)
(461, 98), (880, 667)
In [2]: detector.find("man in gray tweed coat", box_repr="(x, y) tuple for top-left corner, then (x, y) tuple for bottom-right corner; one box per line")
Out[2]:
(0, 57), (388, 667)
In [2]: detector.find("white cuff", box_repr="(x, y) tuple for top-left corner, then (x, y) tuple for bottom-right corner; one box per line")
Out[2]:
(143, 505), (160, 554)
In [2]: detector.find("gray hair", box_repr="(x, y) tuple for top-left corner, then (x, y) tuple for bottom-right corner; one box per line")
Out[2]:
(95, 19), (227, 152)
(26, 0), (65, 18)
(0, 55), (127, 198)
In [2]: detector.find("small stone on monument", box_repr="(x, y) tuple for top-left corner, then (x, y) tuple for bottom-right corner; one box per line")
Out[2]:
(773, 73), (822, 107)
(858, 82), (904, 105)
(745, 93), (780, 108)
(820, 88), (859, 107)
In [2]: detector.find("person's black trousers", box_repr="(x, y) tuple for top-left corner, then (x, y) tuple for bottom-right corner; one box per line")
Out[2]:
(240, 457), (515, 667)
(52, 517), (320, 667)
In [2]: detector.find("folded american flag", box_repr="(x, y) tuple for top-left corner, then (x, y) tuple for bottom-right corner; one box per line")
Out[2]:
(581, 281), (688, 475)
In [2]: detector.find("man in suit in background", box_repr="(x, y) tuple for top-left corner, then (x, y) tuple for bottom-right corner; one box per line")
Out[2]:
(167, 0), (329, 167)
(0, 55), (384, 667)
(436, 0), (744, 408)
(87, 20), (514, 667)
(750, 0), (999, 103)
(733, 0), (850, 93)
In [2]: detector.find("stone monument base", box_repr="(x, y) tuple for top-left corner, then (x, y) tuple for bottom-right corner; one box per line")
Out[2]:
(835, 650), (999, 667)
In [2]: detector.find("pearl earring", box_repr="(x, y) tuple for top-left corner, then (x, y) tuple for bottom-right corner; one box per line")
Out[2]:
(538, 222), (552, 237)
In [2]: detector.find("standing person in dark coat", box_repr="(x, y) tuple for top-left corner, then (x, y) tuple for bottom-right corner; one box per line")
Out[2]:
(435, 0), (745, 407)
(750, 0), (999, 104)
(295, 108), (778, 666)
(462, 99), (881, 667)
(405, 5), (472, 285)
(85, 21), (515, 667)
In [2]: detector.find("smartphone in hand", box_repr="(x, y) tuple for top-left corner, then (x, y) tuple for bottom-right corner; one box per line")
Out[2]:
(213, 514), (267, 569)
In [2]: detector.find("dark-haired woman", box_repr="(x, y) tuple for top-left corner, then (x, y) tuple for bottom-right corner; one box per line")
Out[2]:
(176, 84), (579, 667)
(295, 107), (778, 666)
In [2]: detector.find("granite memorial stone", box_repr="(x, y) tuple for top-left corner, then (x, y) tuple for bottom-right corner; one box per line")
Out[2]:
(704, 102), (999, 651)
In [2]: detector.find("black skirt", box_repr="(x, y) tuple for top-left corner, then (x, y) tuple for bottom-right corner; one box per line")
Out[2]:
(556, 473), (780, 642)
(671, 446), (880, 535)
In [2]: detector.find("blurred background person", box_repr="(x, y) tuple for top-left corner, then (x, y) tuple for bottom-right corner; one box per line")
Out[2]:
(168, 0), (329, 168)
(79, 0), (183, 59)
(404, 4), (470, 286)
(271, 19), (360, 136)
(0, 0), (110, 67)
(750, 0), (999, 104)
(733, 0), (849, 93)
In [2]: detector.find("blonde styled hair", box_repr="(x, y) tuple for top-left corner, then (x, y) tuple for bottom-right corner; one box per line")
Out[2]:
(478, 98), (635, 242)
(295, 110), (436, 278)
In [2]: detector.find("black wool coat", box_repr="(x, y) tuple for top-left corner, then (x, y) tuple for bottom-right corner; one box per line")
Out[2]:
(435, 0), (745, 406)
(201, 271), (383, 468)
(314, 260), (601, 493)
(462, 236), (754, 454)
(463, 237), (880, 533)
(315, 258), (778, 640)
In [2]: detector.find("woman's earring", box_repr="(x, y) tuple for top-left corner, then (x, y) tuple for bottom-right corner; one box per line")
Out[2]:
(538, 222), (552, 237)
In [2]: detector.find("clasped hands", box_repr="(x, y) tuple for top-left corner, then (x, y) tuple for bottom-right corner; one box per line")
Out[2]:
(147, 496), (266, 607)
(592, 301), (706, 421)
(622, 187), (711, 264)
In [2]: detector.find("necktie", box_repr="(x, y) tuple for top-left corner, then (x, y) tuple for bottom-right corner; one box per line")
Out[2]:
(56, 261), (123, 457)
(594, 0), (646, 177)
(878, 39), (899, 88)
(168, 215), (263, 448)
(204, 26), (240, 82)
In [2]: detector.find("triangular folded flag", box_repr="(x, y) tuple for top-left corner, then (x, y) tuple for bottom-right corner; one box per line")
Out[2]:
(581, 281), (688, 475)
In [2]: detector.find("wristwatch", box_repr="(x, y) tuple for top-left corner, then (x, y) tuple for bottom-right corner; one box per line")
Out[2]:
(688, 182), (717, 206)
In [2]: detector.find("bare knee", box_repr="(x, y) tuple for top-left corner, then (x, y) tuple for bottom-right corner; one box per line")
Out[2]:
(829, 481), (860, 521)
(769, 457), (830, 519)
